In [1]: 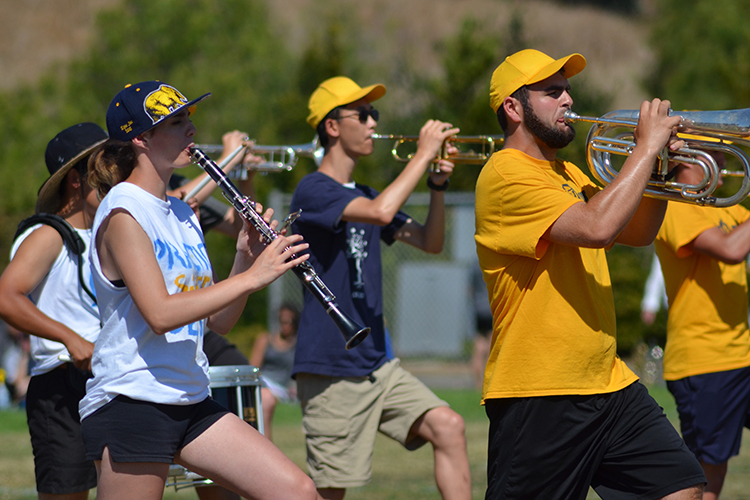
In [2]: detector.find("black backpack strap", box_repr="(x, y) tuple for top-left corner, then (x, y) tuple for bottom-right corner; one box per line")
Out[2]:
(14, 213), (97, 305)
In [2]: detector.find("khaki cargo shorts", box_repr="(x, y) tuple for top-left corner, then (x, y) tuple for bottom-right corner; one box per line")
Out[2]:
(296, 358), (448, 488)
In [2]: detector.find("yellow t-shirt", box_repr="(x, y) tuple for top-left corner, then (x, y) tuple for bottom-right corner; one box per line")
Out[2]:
(475, 148), (638, 401)
(655, 202), (750, 380)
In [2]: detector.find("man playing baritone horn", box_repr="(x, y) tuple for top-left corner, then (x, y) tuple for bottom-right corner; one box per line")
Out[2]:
(290, 76), (471, 500)
(474, 48), (706, 499)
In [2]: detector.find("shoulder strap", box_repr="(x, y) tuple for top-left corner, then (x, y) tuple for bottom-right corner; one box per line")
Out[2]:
(15, 214), (85, 255)
(14, 213), (97, 305)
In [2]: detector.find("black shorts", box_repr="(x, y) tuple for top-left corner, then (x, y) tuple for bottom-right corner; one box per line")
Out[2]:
(81, 395), (229, 463)
(667, 365), (750, 464)
(26, 365), (97, 494)
(485, 382), (706, 500)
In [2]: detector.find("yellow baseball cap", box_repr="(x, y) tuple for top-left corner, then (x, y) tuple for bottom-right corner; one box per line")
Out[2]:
(307, 76), (386, 129)
(489, 49), (586, 113)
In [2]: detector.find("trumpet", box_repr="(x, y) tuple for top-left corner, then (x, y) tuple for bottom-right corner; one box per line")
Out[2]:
(564, 108), (750, 207)
(372, 133), (504, 164)
(195, 137), (324, 174)
(371, 134), (503, 170)
(185, 138), (325, 200)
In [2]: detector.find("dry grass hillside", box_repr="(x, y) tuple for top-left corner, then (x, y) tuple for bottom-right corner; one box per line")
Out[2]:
(0, 0), (119, 90)
(1, 0), (656, 109)
(269, 0), (655, 109)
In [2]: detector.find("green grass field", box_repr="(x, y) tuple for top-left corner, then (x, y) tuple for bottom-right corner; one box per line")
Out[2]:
(2, 387), (750, 499)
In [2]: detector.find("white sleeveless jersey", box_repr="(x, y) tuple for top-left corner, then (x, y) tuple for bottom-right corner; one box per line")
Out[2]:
(80, 182), (212, 420)
(11, 224), (99, 377)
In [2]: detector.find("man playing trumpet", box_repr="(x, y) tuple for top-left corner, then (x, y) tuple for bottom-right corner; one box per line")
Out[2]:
(655, 145), (750, 499)
(289, 76), (471, 500)
(474, 48), (706, 499)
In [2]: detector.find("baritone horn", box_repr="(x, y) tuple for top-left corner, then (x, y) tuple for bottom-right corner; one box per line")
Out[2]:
(371, 134), (503, 171)
(564, 108), (750, 207)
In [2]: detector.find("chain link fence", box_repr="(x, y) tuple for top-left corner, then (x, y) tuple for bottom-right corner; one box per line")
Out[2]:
(266, 191), (481, 361)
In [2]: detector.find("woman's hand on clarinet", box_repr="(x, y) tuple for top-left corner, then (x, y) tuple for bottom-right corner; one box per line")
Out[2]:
(235, 204), (309, 288)
(236, 202), (271, 259)
(246, 232), (309, 289)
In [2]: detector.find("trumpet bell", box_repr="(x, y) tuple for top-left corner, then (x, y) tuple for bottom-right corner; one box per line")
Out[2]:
(195, 137), (324, 176)
(291, 136), (324, 167)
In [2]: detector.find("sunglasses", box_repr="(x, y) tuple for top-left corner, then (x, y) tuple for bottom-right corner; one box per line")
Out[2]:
(338, 107), (379, 123)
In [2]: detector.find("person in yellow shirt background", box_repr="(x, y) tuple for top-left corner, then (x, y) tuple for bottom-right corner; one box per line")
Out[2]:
(655, 145), (750, 500)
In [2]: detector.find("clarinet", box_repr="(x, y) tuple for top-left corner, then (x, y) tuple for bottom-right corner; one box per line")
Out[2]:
(190, 147), (370, 350)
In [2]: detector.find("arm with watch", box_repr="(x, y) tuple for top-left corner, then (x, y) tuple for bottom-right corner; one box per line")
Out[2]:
(340, 121), (456, 254)
(389, 124), (455, 254)
(391, 170), (450, 254)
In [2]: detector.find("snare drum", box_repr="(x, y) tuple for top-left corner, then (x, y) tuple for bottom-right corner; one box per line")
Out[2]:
(208, 364), (264, 435)
(166, 364), (265, 491)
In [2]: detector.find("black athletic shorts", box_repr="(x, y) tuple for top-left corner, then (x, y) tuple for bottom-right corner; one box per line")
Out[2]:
(81, 395), (229, 463)
(485, 381), (706, 500)
(26, 365), (97, 494)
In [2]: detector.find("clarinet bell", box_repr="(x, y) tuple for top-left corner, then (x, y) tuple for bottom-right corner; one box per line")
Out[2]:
(330, 306), (371, 350)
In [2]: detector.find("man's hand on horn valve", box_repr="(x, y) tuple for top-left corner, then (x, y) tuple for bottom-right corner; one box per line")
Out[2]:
(633, 98), (684, 158)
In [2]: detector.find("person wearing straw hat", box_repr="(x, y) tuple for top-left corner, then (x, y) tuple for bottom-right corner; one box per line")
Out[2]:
(474, 49), (706, 499)
(0, 122), (107, 500)
(289, 76), (471, 500)
(81, 81), (319, 500)
(654, 143), (750, 499)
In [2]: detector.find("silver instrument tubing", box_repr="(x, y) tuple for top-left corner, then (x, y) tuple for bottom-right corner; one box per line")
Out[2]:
(564, 108), (750, 207)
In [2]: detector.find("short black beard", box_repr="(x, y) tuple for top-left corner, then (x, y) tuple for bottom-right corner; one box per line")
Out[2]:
(522, 100), (575, 150)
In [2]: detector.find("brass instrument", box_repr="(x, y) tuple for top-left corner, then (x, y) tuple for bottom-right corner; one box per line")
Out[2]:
(371, 134), (503, 169)
(564, 108), (750, 207)
(195, 137), (323, 174)
(185, 138), (324, 201)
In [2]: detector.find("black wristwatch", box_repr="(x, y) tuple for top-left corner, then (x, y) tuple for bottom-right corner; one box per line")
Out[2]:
(427, 177), (449, 191)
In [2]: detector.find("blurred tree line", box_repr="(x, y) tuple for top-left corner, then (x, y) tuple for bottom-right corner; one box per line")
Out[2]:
(648, 0), (750, 110)
(1, 0), (745, 357)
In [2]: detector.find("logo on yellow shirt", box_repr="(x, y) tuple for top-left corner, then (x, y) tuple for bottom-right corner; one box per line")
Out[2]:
(562, 183), (588, 201)
(717, 219), (736, 234)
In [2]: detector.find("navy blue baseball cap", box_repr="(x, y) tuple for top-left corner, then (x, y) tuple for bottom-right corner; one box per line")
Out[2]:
(106, 81), (210, 142)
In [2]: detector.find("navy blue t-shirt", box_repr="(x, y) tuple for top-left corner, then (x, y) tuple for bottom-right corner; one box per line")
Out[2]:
(290, 171), (408, 377)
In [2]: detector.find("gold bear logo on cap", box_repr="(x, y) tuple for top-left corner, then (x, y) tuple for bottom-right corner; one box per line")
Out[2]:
(144, 85), (189, 125)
